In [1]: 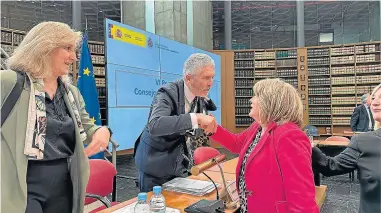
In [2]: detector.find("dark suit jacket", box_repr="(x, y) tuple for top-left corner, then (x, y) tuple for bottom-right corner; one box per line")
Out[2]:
(134, 79), (216, 179)
(312, 129), (381, 213)
(350, 104), (375, 132)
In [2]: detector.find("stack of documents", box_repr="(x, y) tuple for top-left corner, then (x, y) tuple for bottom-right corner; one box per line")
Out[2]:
(162, 177), (218, 196)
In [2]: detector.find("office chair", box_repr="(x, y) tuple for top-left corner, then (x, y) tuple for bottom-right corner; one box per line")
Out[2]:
(85, 159), (119, 213)
(194, 146), (221, 165)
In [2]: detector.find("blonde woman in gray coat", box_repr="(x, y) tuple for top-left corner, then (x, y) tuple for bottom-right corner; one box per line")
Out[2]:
(1, 21), (111, 213)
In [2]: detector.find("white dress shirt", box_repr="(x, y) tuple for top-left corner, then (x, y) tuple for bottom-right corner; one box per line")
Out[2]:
(364, 104), (372, 130)
(184, 83), (199, 129)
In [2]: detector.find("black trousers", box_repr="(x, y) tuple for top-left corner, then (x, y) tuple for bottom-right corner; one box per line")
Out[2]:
(138, 170), (175, 192)
(138, 169), (190, 192)
(25, 158), (73, 213)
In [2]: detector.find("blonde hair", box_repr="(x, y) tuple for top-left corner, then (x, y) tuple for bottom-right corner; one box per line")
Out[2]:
(371, 83), (381, 98)
(253, 78), (303, 127)
(7, 21), (82, 80)
(371, 83), (381, 129)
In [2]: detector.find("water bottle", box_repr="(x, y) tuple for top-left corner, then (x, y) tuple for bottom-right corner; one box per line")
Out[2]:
(149, 186), (166, 213)
(134, 192), (150, 213)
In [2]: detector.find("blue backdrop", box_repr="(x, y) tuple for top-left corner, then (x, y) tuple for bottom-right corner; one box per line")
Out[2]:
(105, 19), (221, 150)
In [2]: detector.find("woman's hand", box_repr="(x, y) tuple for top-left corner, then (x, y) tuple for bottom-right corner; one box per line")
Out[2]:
(197, 114), (217, 135)
(84, 127), (111, 157)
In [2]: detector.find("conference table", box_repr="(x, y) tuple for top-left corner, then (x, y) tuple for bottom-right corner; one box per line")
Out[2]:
(314, 140), (350, 147)
(332, 131), (365, 138)
(99, 157), (327, 213)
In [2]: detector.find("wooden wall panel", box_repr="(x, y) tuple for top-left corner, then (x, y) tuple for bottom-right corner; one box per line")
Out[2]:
(210, 51), (236, 147)
(222, 52), (236, 132)
(211, 51), (235, 130)
(297, 48), (309, 127)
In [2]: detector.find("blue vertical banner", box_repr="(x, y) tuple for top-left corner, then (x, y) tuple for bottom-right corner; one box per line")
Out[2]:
(77, 33), (104, 159)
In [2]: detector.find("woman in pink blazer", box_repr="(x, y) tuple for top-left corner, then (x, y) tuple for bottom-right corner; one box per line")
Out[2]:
(210, 79), (319, 213)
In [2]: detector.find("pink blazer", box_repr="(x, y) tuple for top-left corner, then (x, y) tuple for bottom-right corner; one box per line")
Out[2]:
(211, 122), (319, 213)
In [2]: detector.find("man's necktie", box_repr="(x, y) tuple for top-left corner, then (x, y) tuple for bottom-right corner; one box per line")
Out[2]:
(183, 96), (200, 169)
(189, 97), (199, 113)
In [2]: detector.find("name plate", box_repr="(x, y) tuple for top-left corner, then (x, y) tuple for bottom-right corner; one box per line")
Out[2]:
(226, 180), (239, 203)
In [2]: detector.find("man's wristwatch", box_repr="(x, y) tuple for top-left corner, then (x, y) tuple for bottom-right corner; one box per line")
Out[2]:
(106, 126), (113, 136)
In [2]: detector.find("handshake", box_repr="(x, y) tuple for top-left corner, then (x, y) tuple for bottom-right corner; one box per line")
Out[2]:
(196, 114), (218, 135)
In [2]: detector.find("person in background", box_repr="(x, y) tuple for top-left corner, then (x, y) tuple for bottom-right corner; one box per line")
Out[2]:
(350, 93), (375, 132)
(1, 22), (111, 213)
(205, 78), (319, 213)
(312, 83), (381, 213)
(134, 53), (217, 192)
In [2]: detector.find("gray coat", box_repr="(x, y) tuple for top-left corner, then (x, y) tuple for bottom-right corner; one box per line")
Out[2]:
(1, 70), (99, 213)
(312, 129), (381, 213)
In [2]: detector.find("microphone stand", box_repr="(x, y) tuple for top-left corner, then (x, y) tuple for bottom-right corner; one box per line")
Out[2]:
(201, 172), (220, 200)
(212, 158), (239, 210)
(187, 154), (239, 212)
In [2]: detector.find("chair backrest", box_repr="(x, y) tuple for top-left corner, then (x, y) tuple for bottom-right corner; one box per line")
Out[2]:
(193, 147), (221, 165)
(304, 125), (319, 137)
(85, 159), (117, 205)
(325, 136), (350, 142)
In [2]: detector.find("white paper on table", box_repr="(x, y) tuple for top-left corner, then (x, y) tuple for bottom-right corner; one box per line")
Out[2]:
(111, 201), (180, 213)
(163, 178), (216, 190)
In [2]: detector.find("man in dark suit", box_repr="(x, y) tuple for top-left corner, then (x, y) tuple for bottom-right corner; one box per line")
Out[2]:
(134, 53), (218, 192)
(350, 93), (375, 132)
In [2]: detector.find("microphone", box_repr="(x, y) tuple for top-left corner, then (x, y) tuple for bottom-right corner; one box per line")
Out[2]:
(190, 154), (226, 176)
(201, 172), (220, 200)
(185, 154), (226, 213)
(190, 154), (226, 201)
(186, 154), (238, 212)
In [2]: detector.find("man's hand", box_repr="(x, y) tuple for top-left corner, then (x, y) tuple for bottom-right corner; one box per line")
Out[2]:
(196, 114), (217, 135)
(84, 127), (111, 157)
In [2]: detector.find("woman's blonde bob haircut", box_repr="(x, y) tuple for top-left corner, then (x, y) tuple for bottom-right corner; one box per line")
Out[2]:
(253, 78), (304, 127)
(7, 21), (82, 79)
(371, 83), (381, 130)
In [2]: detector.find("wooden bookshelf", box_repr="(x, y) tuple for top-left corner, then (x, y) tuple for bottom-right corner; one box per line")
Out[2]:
(230, 48), (300, 130)
(308, 42), (381, 136)
(213, 41), (381, 137)
(1, 28), (28, 69)
(307, 46), (332, 136)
